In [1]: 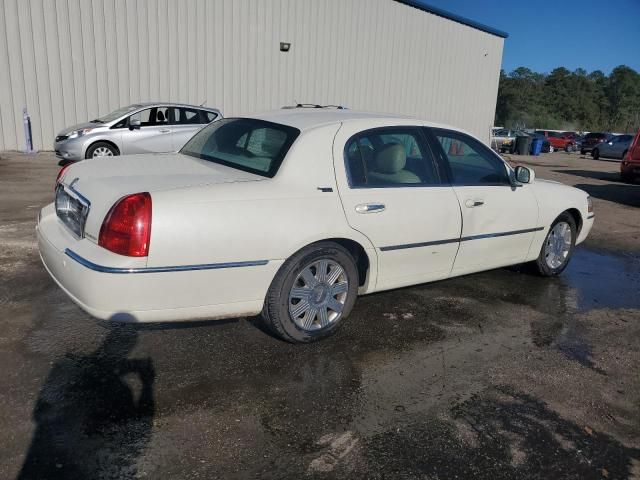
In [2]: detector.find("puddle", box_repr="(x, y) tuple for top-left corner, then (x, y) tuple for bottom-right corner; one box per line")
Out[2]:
(561, 248), (640, 311)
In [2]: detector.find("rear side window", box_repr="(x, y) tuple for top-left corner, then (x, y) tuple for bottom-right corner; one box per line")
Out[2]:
(344, 128), (441, 188)
(432, 129), (510, 186)
(180, 118), (299, 178)
(169, 107), (204, 125)
(203, 111), (219, 123)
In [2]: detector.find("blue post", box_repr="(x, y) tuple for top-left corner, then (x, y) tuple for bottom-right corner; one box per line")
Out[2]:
(23, 107), (34, 154)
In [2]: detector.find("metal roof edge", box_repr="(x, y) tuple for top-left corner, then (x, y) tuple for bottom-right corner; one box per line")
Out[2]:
(394, 0), (509, 39)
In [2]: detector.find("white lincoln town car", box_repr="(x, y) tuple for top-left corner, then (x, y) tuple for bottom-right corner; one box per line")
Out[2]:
(38, 109), (594, 343)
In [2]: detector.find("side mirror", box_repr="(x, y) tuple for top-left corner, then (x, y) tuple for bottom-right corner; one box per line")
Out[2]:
(515, 165), (535, 184)
(129, 118), (141, 130)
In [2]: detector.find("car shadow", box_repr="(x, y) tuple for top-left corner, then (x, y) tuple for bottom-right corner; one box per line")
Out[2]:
(554, 169), (624, 183)
(18, 324), (155, 479)
(573, 183), (640, 208)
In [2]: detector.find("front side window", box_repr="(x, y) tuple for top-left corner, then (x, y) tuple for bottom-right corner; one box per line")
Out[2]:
(129, 108), (155, 127)
(180, 118), (299, 178)
(432, 129), (510, 186)
(344, 128), (440, 187)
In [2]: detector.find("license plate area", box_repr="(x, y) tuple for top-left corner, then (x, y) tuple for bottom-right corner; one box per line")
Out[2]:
(55, 185), (90, 238)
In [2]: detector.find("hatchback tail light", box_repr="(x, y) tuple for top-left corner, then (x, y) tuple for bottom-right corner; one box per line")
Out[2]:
(55, 164), (72, 188)
(99, 193), (152, 257)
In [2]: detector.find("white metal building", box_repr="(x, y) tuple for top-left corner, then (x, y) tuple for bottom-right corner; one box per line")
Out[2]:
(0, 0), (507, 151)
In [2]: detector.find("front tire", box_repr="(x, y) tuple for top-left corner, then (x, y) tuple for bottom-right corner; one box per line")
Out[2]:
(592, 148), (600, 160)
(86, 141), (119, 159)
(262, 242), (359, 343)
(534, 213), (577, 276)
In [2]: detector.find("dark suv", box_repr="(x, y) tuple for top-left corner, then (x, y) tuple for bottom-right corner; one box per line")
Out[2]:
(580, 132), (612, 155)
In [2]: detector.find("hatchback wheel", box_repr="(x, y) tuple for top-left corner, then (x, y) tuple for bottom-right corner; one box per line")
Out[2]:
(592, 148), (600, 160)
(534, 213), (576, 276)
(262, 242), (359, 343)
(565, 144), (573, 152)
(86, 141), (119, 159)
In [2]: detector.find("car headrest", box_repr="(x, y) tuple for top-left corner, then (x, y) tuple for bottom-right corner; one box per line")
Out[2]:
(375, 143), (406, 174)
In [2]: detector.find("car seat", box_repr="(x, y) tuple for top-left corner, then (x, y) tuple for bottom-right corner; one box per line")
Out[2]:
(368, 143), (421, 184)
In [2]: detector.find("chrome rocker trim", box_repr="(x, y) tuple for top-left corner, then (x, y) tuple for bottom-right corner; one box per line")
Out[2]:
(64, 248), (269, 274)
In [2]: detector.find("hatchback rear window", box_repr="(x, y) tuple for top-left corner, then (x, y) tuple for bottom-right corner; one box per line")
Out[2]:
(180, 118), (300, 177)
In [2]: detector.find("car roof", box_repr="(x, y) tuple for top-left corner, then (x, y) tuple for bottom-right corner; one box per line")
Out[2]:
(246, 108), (460, 132)
(133, 102), (221, 113)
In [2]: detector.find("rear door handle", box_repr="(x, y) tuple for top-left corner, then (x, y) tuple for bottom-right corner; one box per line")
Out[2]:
(355, 203), (386, 214)
(465, 199), (484, 208)
(159, 128), (171, 133)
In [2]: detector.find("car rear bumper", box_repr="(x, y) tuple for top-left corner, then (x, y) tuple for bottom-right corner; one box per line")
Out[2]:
(621, 161), (640, 179)
(37, 203), (280, 322)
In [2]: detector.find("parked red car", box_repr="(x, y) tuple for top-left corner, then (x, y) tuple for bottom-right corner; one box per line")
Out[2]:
(621, 129), (640, 183)
(535, 130), (578, 152)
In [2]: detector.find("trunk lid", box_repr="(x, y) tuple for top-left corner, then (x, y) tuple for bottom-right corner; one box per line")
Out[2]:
(58, 152), (265, 242)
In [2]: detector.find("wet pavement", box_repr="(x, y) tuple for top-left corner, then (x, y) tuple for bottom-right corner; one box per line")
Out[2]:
(1, 151), (639, 479)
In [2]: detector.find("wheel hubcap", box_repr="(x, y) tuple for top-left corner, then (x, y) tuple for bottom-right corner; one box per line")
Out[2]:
(92, 146), (113, 157)
(544, 222), (572, 269)
(288, 259), (348, 331)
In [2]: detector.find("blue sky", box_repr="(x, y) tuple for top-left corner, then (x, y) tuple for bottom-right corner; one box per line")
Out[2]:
(419, 0), (640, 75)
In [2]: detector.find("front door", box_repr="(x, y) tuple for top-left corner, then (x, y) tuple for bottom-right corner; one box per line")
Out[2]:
(120, 107), (174, 155)
(333, 123), (462, 291)
(428, 128), (539, 276)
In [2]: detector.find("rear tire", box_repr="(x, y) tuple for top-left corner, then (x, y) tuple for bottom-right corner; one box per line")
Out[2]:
(533, 212), (577, 277)
(592, 148), (600, 160)
(565, 143), (573, 152)
(86, 141), (119, 159)
(262, 242), (359, 343)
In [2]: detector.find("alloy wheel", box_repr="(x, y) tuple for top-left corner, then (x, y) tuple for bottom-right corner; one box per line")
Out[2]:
(92, 146), (114, 157)
(544, 222), (572, 269)
(288, 259), (348, 331)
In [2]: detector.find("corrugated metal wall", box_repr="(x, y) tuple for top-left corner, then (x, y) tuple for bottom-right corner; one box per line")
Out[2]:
(0, 0), (503, 151)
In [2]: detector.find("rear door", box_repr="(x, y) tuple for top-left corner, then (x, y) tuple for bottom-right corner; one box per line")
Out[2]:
(119, 107), (174, 154)
(169, 107), (216, 151)
(612, 135), (633, 158)
(333, 123), (462, 291)
(427, 128), (539, 276)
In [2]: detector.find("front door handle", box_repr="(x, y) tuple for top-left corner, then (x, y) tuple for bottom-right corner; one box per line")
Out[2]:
(159, 128), (171, 133)
(465, 199), (484, 208)
(355, 203), (386, 214)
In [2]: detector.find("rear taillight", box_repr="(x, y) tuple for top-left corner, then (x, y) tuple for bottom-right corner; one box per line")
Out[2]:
(55, 164), (72, 188)
(98, 193), (152, 257)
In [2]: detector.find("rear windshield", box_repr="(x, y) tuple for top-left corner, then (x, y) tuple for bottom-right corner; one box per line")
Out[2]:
(180, 118), (300, 178)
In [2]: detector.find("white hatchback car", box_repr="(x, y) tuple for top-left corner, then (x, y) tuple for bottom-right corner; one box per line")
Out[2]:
(38, 109), (594, 343)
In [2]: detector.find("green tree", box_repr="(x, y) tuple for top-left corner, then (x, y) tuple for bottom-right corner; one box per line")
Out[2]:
(494, 65), (640, 133)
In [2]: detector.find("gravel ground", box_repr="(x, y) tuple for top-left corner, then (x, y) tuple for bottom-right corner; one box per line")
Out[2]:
(0, 150), (638, 479)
